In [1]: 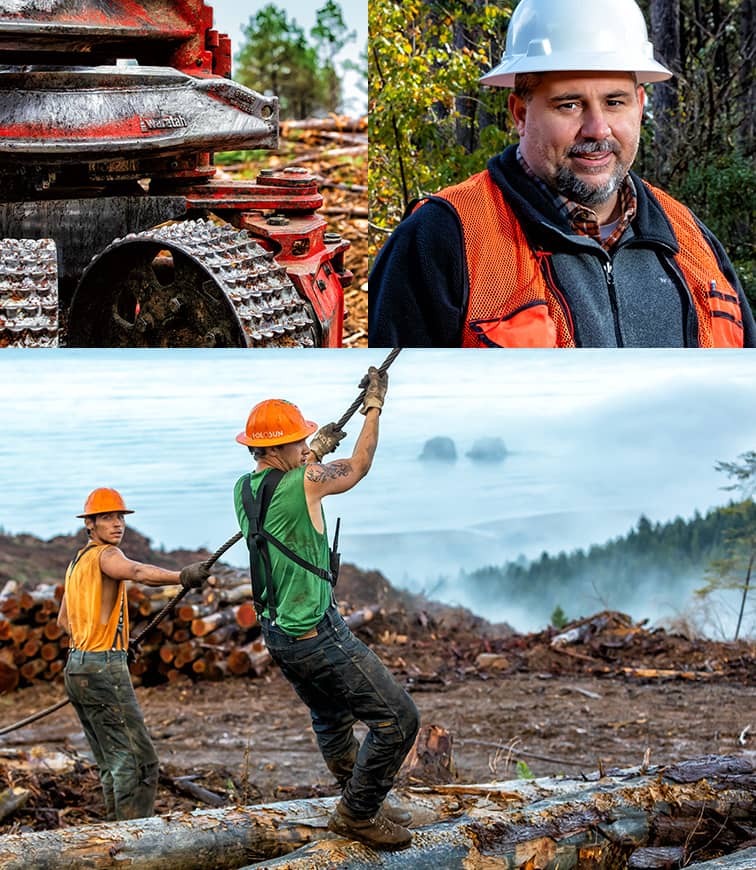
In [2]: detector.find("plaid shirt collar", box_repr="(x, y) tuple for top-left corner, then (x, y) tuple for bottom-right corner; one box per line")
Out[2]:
(516, 146), (637, 251)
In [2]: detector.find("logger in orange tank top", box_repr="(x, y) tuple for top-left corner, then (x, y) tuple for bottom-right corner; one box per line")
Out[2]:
(57, 487), (211, 820)
(369, 0), (755, 348)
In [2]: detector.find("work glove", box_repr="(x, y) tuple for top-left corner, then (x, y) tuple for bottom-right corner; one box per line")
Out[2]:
(309, 422), (347, 461)
(359, 366), (388, 415)
(180, 561), (211, 590)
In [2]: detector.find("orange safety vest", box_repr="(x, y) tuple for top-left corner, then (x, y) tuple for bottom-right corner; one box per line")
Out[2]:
(429, 171), (744, 348)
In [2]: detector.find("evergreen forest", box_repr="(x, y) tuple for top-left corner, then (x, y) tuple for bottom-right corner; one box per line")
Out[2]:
(459, 500), (756, 636)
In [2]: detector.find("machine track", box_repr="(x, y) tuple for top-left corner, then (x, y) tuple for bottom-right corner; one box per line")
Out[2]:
(67, 218), (318, 348)
(0, 239), (59, 348)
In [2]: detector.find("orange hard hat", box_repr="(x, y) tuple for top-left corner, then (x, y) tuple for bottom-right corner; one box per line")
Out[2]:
(77, 487), (135, 518)
(236, 399), (317, 447)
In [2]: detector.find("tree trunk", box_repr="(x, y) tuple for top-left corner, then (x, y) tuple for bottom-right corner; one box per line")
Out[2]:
(649, 0), (681, 183)
(0, 797), (340, 869)
(686, 848), (756, 869)
(739, 0), (756, 157)
(244, 756), (756, 869)
(0, 756), (752, 870)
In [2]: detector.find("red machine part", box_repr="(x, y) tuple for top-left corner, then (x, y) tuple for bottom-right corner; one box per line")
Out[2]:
(0, 1), (351, 348)
(184, 167), (352, 348)
(0, 1), (230, 77)
(240, 214), (350, 348)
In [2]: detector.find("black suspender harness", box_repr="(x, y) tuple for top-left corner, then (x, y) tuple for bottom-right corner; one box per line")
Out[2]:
(240, 470), (341, 625)
(67, 542), (96, 573)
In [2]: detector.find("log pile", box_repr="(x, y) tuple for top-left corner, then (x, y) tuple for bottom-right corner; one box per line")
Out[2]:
(0, 581), (67, 692)
(0, 571), (266, 689)
(472, 610), (756, 686)
(0, 573), (381, 690)
(0, 755), (752, 869)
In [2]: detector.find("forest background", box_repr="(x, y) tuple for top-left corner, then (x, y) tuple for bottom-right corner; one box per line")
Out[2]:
(368, 0), (756, 307)
(216, 0), (369, 342)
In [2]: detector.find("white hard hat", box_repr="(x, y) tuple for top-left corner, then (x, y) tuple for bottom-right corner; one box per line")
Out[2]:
(480, 0), (673, 88)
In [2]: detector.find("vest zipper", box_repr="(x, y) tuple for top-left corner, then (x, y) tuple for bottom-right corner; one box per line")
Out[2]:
(602, 259), (624, 347)
(535, 248), (575, 342)
(664, 254), (700, 347)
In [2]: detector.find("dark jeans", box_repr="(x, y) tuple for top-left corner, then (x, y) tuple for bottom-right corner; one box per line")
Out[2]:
(64, 649), (159, 820)
(263, 606), (420, 819)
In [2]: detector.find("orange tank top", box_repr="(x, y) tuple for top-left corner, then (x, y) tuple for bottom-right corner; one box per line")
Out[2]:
(428, 171), (744, 348)
(64, 544), (129, 651)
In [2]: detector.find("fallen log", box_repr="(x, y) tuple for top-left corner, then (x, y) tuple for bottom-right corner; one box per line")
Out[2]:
(343, 608), (377, 631)
(686, 847), (756, 869)
(0, 659), (19, 692)
(0, 756), (753, 870)
(0, 786), (29, 822)
(159, 774), (225, 808)
(284, 146), (366, 166)
(280, 117), (366, 133)
(0, 796), (342, 869)
(241, 756), (756, 870)
(628, 846), (686, 868)
(227, 640), (267, 676)
(320, 206), (368, 218)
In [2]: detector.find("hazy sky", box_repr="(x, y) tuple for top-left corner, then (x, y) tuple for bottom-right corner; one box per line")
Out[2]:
(210, 0), (367, 114)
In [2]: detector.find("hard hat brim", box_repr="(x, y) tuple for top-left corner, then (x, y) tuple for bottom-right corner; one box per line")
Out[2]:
(235, 419), (318, 447)
(480, 56), (673, 88)
(77, 509), (135, 518)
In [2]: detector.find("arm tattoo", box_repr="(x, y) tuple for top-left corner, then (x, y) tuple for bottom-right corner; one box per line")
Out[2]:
(306, 461), (351, 483)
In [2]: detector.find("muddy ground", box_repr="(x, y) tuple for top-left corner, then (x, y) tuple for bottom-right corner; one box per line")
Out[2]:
(0, 531), (754, 833)
(3, 661), (753, 825)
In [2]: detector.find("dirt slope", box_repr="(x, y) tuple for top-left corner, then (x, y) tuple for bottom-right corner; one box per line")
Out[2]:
(0, 531), (754, 834)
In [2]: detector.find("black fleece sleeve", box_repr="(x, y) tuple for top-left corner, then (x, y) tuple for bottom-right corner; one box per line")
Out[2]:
(368, 200), (468, 347)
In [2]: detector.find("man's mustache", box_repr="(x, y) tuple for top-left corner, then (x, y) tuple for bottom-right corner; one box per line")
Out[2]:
(567, 141), (620, 157)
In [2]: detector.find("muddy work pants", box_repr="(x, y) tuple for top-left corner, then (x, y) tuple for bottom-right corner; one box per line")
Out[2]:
(64, 649), (159, 820)
(262, 606), (420, 819)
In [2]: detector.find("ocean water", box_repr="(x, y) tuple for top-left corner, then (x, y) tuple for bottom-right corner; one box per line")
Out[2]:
(1, 348), (755, 631)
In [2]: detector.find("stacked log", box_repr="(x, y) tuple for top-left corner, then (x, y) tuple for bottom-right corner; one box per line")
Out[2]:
(0, 575), (378, 690)
(0, 580), (67, 691)
(125, 575), (263, 686)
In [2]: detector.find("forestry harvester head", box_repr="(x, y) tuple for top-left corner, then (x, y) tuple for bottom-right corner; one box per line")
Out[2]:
(0, 0), (351, 348)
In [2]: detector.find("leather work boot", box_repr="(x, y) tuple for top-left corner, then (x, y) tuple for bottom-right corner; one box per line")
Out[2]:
(328, 799), (412, 850)
(381, 796), (412, 826)
(325, 746), (412, 826)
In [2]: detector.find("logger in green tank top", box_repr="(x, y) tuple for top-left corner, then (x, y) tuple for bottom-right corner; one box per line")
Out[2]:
(233, 368), (420, 851)
(233, 463), (332, 637)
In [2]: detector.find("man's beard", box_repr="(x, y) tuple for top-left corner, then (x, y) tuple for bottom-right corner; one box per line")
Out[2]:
(553, 141), (628, 207)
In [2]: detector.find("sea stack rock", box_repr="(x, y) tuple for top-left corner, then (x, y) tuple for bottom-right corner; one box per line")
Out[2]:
(466, 437), (508, 462)
(419, 436), (457, 461)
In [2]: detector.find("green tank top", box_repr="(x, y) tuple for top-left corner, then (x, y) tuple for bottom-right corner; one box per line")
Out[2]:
(234, 465), (332, 636)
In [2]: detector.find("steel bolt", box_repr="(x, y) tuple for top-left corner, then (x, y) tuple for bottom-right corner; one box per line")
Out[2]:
(323, 232), (341, 244)
(135, 313), (154, 333)
(267, 215), (289, 226)
(259, 169), (275, 177)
